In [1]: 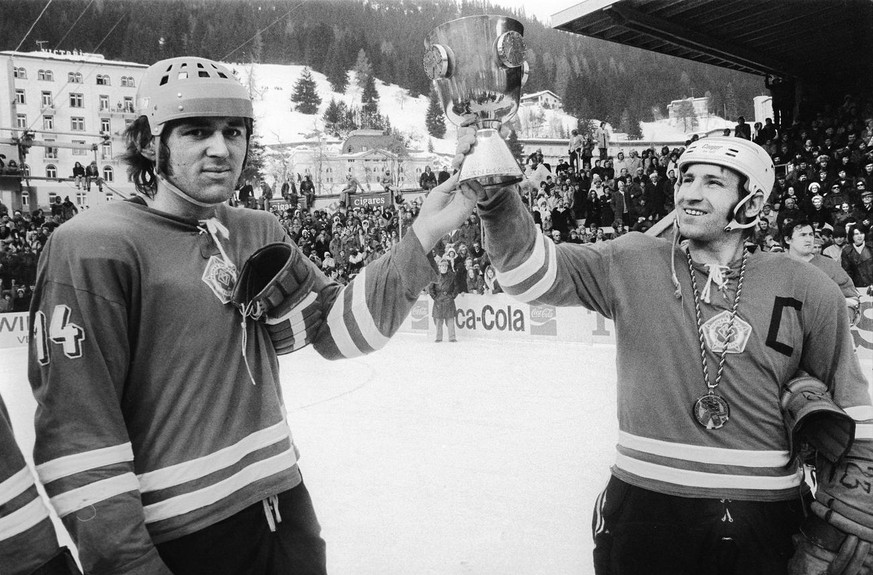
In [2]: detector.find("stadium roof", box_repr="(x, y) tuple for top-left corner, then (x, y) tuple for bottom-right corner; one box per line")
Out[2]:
(551, 0), (873, 84)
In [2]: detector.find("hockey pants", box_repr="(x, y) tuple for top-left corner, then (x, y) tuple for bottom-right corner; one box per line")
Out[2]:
(157, 482), (326, 575)
(592, 475), (807, 575)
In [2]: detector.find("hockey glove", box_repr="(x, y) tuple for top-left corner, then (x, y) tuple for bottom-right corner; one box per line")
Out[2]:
(803, 440), (873, 575)
(780, 375), (856, 464)
(788, 519), (873, 575)
(231, 242), (322, 354)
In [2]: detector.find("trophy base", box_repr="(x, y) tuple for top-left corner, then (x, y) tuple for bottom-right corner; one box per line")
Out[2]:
(459, 128), (524, 188)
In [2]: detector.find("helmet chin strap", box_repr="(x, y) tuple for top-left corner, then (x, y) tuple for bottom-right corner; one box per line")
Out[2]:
(155, 173), (217, 208)
(722, 189), (761, 232)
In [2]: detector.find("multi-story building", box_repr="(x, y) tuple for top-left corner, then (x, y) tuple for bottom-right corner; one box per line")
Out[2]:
(267, 130), (449, 195)
(0, 50), (147, 212)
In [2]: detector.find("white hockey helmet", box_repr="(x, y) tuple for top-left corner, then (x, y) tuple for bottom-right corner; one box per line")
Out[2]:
(136, 57), (253, 136)
(677, 137), (774, 231)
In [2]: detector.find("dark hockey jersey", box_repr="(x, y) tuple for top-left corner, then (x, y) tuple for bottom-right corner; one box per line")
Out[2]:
(479, 189), (873, 502)
(28, 199), (435, 573)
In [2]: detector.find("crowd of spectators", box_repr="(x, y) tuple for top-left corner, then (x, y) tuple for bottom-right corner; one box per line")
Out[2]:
(0, 204), (68, 312)
(3, 93), (873, 313)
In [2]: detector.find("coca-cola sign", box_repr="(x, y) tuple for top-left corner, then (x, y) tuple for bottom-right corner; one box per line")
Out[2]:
(529, 304), (557, 336)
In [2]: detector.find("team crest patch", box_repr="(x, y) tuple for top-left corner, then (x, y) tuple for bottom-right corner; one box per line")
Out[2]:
(201, 255), (237, 304)
(701, 310), (752, 354)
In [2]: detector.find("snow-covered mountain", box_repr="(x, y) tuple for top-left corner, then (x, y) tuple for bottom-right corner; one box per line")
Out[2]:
(230, 61), (738, 152)
(230, 62), (460, 155)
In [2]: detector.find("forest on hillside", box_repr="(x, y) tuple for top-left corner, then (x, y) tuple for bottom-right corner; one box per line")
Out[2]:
(0, 0), (763, 133)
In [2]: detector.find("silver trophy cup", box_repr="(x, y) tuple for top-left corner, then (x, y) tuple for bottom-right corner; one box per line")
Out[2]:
(423, 15), (527, 187)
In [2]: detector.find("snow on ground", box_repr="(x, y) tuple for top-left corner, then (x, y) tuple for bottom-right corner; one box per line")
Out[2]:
(1, 335), (617, 575)
(639, 115), (736, 142)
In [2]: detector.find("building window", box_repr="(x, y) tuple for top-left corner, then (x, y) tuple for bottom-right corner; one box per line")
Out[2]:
(101, 142), (112, 160)
(13, 67), (26, 79)
(76, 192), (87, 206)
(123, 97), (134, 112)
(15, 90), (26, 105)
(68, 72), (82, 83)
(48, 192), (58, 205)
(21, 191), (29, 208)
(100, 118), (111, 133)
(69, 93), (84, 108)
(43, 115), (54, 130)
(72, 139), (87, 156)
(103, 166), (114, 182)
(41, 91), (53, 108)
(71, 117), (85, 131)
(16, 114), (27, 129)
(38, 69), (54, 81)
(96, 74), (110, 86)
(44, 140), (58, 159)
(105, 193), (114, 202)
(120, 76), (135, 87)
(99, 95), (109, 111)
(46, 165), (58, 179)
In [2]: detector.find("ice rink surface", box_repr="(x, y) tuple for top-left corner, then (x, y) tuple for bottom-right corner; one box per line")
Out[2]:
(1, 334), (620, 575)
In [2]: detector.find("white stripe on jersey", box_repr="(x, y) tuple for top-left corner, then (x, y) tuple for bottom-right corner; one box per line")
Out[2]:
(845, 405), (873, 421)
(511, 238), (558, 302)
(51, 473), (140, 517)
(138, 420), (291, 492)
(325, 284), (361, 358)
(350, 268), (389, 351)
(615, 453), (802, 491)
(0, 497), (51, 541)
(497, 232), (547, 287)
(37, 442), (134, 484)
(143, 446), (297, 524)
(0, 467), (34, 505)
(619, 431), (790, 468)
(264, 291), (318, 325)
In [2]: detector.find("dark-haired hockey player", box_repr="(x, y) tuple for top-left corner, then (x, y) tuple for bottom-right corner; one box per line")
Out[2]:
(461, 134), (873, 574)
(28, 57), (476, 575)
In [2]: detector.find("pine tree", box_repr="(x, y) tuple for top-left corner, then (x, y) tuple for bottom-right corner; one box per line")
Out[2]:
(353, 49), (373, 90)
(425, 89), (446, 139)
(291, 67), (322, 115)
(324, 40), (348, 93)
(323, 99), (342, 136)
(506, 129), (525, 164)
(242, 136), (266, 182)
(360, 75), (380, 128)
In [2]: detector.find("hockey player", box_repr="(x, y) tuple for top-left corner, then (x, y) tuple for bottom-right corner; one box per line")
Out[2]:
(0, 395), (80, 575)
(461, 134), (873, 574)
(27, 57), (476, 575)
(783, 218), (861, 324)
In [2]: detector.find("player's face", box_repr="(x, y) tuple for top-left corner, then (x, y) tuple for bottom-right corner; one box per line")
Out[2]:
(675, 163), (743, 243)
(787, 225), (815, 257)
(164, 117), (247, 204)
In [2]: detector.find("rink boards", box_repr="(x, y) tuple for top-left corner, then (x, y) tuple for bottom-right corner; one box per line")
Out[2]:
(4, 294), (873, 371)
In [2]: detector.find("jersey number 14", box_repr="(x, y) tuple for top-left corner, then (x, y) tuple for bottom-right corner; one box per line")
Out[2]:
(33, 305), (85, 365)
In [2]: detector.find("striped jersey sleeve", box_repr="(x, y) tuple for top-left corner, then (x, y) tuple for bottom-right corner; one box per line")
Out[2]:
(306, 228), (437, 359)
(0, 395), (66, 575)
